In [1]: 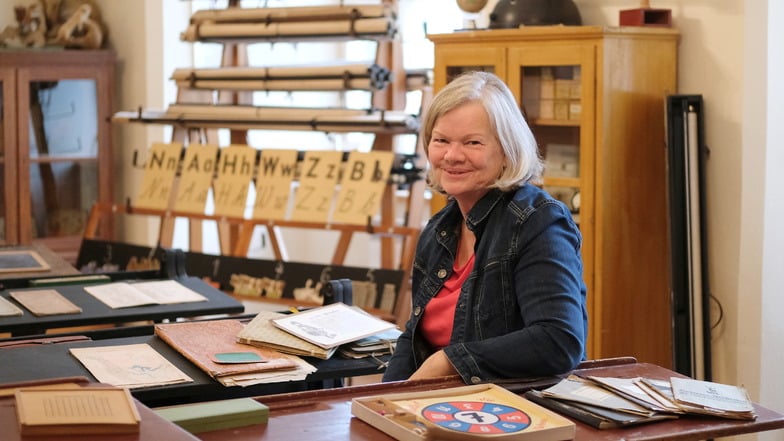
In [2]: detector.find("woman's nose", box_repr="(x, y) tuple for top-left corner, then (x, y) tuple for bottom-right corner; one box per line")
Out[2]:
(442, 142), (465, 160)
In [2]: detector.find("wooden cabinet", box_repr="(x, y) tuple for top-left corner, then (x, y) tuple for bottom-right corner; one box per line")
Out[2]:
(0, 49), (115, 263)
(428, 26), (679, 368)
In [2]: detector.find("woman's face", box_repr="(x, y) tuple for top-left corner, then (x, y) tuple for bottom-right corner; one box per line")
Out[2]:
(428, 100), (505, 212)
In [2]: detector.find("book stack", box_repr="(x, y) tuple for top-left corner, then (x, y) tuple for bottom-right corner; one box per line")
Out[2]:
(524, 374), (757, 430)
(155, 319), (316, 387)
(238, 302), (398, 360)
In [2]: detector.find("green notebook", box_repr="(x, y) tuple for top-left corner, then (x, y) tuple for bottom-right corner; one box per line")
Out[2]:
(154, 397), (268, 433)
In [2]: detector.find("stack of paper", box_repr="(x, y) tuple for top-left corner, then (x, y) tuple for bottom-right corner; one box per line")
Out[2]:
(526, 374), (756, 430)
(338, 328), (401, 359)
(237, 310), (337, 360)
(155, 319), (316, 387)
(238, 303), (397, 360)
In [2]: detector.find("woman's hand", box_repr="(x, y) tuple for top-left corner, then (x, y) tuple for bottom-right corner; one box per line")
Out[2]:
(408, 350), (457, 380)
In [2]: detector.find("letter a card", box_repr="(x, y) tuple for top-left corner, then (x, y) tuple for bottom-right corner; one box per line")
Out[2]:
(174, 144), (218, 214)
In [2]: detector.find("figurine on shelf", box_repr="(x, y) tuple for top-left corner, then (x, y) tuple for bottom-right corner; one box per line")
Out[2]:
(1, 2), (47, 48)
(1, 0), (107, 49)
(52, 2), (104, 49)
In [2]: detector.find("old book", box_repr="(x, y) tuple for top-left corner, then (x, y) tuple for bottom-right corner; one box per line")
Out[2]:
(15, 387), (140, 435)
(9, 289), (82, 316)
(0, 377), (200, 441)
(524, 390), (677, 430)
(541, 375), (657, 416)
(271, 302), (396, 349)
(583, 375), (672, 412)
(154, 397), (268, 433)
(0, 250), (50, 273)
(352, 383), (575, 441)
(154, 319), (303, 386)
(0, 296), (24, 317)
(84, 279), (207, 309)
(29, 274), (112, 287)
(670, 377), (756, 420)
(238, 310), (337, 360)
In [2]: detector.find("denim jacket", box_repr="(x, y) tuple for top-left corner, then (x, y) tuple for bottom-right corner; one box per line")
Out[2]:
(383, 185), (587, 384)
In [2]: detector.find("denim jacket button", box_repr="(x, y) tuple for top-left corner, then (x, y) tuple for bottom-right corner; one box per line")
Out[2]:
(414, 306), (422, 316)
(470, 376), (482, 384)
(437, 269), (448, 278)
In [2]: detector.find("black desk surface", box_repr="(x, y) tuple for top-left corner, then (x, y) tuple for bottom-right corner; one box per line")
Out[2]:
(0, 333), (388, 407)
(0, 276), (245, 336)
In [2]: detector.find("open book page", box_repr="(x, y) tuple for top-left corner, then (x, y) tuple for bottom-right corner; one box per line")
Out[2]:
(70, 343), (193, 388)
(271, 302), (396, 349)
(130, 280), (207, 304)
(10, 289), (82, 316)
(0, 295), (24, 317)
(84, 280), (207, 309)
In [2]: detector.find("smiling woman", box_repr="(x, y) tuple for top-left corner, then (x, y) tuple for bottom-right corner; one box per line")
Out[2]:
(383, 71), (587, 384)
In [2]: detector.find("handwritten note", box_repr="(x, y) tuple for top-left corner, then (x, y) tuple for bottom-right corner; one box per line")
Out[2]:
(70, 343), (193, 388)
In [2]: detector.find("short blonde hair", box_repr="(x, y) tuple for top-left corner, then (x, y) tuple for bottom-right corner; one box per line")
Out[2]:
(422, 71), (543, 194)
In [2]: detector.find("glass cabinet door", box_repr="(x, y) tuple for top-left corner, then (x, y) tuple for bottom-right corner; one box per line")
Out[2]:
(433, 45), (505, 94)
(507, 45), (594, 230)
(507, 44), (597, 354)
(23, 78), (100, 242)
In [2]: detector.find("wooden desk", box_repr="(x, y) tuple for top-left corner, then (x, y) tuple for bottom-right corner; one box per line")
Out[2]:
(0, 276), (244, 336)
(0, 332), (390, 408)
(197, 360), (784, 441)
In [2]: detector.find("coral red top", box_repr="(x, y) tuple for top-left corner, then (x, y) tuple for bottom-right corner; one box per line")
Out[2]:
(420, 252), (475, 349)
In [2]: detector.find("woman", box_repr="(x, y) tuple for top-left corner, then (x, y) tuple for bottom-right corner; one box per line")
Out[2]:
(382, 71), (587, 383)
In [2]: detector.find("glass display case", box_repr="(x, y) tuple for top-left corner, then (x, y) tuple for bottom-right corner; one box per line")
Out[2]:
(429, 26), (679, 368)
(0, 49), (115, 262)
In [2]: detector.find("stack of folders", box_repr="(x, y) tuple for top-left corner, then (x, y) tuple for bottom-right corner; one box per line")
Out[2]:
(237, 303), (398, 360)
(155, 319), (316, 387)
(524, 374), (756, 430)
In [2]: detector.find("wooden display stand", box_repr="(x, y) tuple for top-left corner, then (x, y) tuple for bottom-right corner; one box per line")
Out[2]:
(107, 1), (428, 326)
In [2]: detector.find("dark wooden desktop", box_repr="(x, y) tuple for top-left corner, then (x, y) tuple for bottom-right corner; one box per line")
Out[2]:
(0, 276), (244, 336)
(197, 358), (784, 441)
